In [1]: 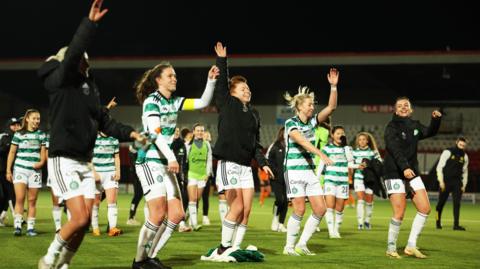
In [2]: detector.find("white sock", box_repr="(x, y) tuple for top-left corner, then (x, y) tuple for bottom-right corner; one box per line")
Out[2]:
(52, 206), (62, 231)
(297, 214), (322, 247)
(387, 218), (402, 251)
(107, 203), (118, 229)
(271, 205), (279, 230)
(407, 212), (428, 248)
(286, 213), (302, 248)
(44, 233), (67, 264)
(356, 200), (365, 225)
(135, 220), (159, 262)
(91, 205), (99, 230)
(219, 200), (228, 223)
(14, 213), (22, 229)
(143, 204), (149, 222)
(27, 217), (35, 230)
(149, 220), (177, 257)
(9, 201), (15, 219)
(188, 202), (198, 227)
(221, 219), (237, 247)
(365, 202), (373, 223)
(233, 224), (247, 249)
(0, 210), (6, 221)
(325, 208), (335, 236)
(55, 245), (76, 267)
(335, 211), (344, 234)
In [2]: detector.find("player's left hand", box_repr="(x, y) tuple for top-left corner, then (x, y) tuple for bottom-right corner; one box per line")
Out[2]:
(208, 65), (220, 79)
(432, 110), (442, 118)
(262, 166), (274, 179)
(113, 172), (120, 181)
(327, 68), (339, 86)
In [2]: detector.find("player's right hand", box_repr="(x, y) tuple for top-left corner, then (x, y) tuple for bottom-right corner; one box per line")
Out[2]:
(439, 181), (446, 192)
(6, 172), (12, 182)
(168, 161), (180, 174)
(403, 168), (416, 179)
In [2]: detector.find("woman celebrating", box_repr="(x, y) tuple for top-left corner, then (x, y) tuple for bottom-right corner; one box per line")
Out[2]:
(352, 132), (382, 230)
(282, 79), (337, 255)
(133, 61), (218, 268)
(384, 97), (442, 259)
(6, 109), (46, 236)
(203, 42), (273, 260)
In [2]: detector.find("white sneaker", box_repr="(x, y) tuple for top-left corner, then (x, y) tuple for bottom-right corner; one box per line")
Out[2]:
(271, 216), (279, 231)
(283, 246), (300, 256)
(202, 216), (211, 226)
(277, 223), (287, 232)
(126, 218), (140, 226)
(329, 232), (341, 239)
(295, 245), (316, 256)
(38, 257), (53, 269)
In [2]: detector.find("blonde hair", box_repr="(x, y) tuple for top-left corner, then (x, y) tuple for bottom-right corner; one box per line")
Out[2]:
(46, 46), (89, 62)
(284, 86), (315, 112)
(355, 132), (379, 152)
(19, 109), (40, 134)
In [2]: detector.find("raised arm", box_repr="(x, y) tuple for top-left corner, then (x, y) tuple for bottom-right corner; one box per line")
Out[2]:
(213, 42), (230, 110)
(316, 68), (339, 123)
(419, 110), (442, 140)
(44, 0), (107, 87)
(181, 66), (219, 111)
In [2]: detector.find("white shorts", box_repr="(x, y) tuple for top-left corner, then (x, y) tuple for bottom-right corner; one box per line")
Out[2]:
(188, 178), (207, 189)
(354, 180), (373, 195)
(324, 182), (349, 199)
(216, 160), (254, 192)
(384, 176), (426, 195)
(13, 167), (42, 188)
(98, 171), (119, 190)
(285, 169), (323, 198)
(136, 162), (175, 201)
(48, 157), (96, 200)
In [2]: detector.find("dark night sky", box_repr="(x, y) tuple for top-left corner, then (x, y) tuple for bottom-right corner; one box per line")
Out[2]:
(0, 1), (478, 59)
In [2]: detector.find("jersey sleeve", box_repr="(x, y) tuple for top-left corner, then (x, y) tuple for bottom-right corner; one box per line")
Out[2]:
(113, 138), (120, 154)
(143, 97), (161, 118)
(285, 119), (298, 134)
(11, 132), (20, 145)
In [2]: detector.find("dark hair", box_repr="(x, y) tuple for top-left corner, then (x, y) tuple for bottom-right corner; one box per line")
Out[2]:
(331, 125), (344, 134)
(19, 109), (40, 134)
(319, 116), (332, 131)
(180, 128), (191, 139)
(134, 61), (173, 104)
(395, 96), (410, 105)
(275, 126), (285, 144)
(192, 123), (204, 131)
(457, 136), (468, 143)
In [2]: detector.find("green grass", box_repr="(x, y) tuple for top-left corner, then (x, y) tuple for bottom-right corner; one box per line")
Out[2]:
(1, 191), (479, 269)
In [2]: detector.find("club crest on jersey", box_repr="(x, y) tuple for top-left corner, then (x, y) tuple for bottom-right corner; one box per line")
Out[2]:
(414, 129), (419, 136)
(393, 183), (400, 190)
(156, 175), (163, 183)
(82, 83), (90, 95)
(230, 177), (238, 184)
(292, 187), (298, 194)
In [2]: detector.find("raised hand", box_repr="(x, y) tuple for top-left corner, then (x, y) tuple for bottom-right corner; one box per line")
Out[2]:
(89, 0), (108, 22)
(106, 97), (117, 110)
(208, 65), (220, 79)
(327, 68), (339, 86)
(214, 42), (227, 57)
(432, 110), (442, 118)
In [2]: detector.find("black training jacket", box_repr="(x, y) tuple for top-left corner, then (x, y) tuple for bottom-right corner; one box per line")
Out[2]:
(38, 18), (134, 162)
(212, 57), (267, 167)
(383, 114), (441, 180)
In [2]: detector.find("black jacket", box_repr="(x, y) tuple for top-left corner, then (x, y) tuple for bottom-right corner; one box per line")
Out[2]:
(38, 18), (134, 162)
(171, 138), (188, 182)
(0, 126), (15, 172)
(212, 57), (267, 167)
(383, 114), (441, 179)
(267, 140), (285, 185)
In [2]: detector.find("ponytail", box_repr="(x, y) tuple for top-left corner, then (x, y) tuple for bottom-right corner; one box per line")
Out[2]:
(134, 61), (173, 104)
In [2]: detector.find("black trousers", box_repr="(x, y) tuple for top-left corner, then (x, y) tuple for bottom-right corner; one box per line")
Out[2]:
(436, 182), (462, 226)
(201, 176), (212, 216)
(0, 174), (15, 212)
(129, 171), (144, 219)
(271, 179), (288, 224)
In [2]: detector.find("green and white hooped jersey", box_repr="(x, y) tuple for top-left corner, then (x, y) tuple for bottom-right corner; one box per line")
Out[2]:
(137, 91), (185, 165)
(92, 135), (119, 172)
(284, 114), (318, 172)
(352, 147), (381, 181)
(321, 143), (349, 186)
(45, 133), (50, 149)
(11, 130), (46, 171)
